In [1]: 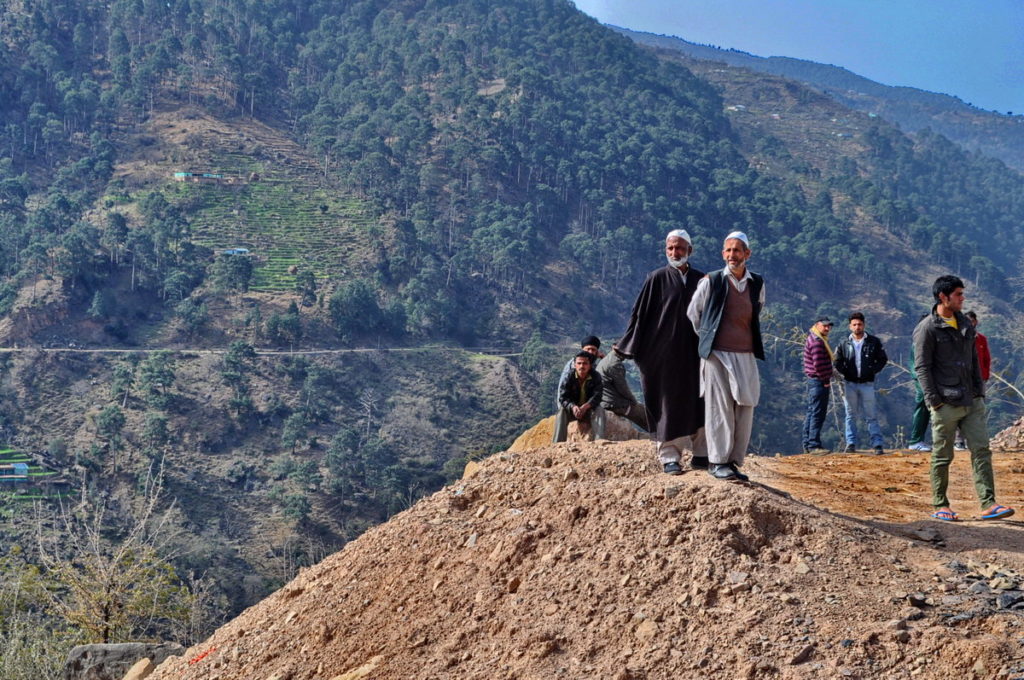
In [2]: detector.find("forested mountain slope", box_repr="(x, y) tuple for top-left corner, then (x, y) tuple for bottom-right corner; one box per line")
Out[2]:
(613, 26), (1024, 173)
(1, 0), (908, 340)
(2, 1), (1024, 672)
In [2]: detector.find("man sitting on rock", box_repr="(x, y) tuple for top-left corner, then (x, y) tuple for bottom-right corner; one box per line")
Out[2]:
(553, 351), (606, 442)
(554, 335), (604, 407)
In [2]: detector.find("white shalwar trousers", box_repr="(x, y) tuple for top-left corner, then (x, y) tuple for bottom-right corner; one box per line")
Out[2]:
(701, 351), (759, 466)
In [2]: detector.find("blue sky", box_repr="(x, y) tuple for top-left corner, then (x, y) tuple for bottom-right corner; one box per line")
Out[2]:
(572, 0), (1024, 115)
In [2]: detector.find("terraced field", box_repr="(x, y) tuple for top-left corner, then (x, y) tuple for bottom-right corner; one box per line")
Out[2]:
(0, 448), (67, 502)
(164, 133), (380, 292)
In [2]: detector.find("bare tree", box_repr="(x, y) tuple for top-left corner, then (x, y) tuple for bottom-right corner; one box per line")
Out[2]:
(35, 462), (209, 644)
(358, 388), (378, 439)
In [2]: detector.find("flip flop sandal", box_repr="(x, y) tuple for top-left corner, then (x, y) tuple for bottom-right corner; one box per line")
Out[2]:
(931, 509), (958, 522)
(980, 505), (1015, 520)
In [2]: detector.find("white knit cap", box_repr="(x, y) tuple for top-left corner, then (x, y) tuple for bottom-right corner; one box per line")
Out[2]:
(665, 229), (691, 243)
(725, 231), (749, 247)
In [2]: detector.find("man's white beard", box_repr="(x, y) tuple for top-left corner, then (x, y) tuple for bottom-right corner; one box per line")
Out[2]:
(667, 255), (688, 268)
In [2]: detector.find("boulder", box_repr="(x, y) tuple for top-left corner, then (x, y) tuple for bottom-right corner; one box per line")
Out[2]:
(509, 413), (650, 452)
(63, 643), (184, 680)
(121, 658), (155, 680)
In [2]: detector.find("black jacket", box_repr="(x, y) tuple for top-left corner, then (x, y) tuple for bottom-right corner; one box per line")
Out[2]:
(912, 307), (984, 408)
(557, 368), (603, 412)
(833, 333), (888, 383)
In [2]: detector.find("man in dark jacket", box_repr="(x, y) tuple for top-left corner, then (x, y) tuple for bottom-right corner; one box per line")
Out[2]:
(552, 351), (606, 443)
(554, 335), (603, 409)
(913, 275), (1013, 521)
(833, 312), (888, 454)
(955, 310), (992, 450)
(802, 316), (834, 453)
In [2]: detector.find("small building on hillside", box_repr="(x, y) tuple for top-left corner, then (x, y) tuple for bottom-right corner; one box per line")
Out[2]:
(0, 462), (29, 483)
(173, 171), (233, 184)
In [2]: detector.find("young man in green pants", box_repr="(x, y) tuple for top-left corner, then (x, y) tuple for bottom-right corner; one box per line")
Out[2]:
(912, 275), (1014, 521)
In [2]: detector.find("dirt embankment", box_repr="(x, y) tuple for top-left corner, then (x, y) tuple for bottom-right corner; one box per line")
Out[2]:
(151, 438), (1024, 680)
(0, 278), (69, 346)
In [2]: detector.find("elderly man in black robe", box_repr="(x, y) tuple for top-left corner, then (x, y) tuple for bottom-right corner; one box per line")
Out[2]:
(618, 229), (706, 475)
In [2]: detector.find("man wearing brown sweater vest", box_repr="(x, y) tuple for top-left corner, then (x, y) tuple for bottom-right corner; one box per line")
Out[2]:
(687, 232), (765, 482)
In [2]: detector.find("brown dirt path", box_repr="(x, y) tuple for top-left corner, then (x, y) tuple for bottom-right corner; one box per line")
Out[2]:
(751, 449), (1024, 559)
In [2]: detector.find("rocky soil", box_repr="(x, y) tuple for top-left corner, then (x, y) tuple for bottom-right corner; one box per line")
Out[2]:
(150, 435), (1024, 680)
(993, 418), (1024, 453)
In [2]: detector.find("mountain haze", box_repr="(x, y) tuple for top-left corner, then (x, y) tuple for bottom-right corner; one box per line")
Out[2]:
(611, 27), (1024, 173)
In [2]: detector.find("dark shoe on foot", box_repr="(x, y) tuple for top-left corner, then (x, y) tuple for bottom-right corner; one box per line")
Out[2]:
(663, 461), (683, 476)
(690, 456), (709, 470)
(708, 463), (738, 481)
(873, 445), (885, 455)
(844, 444), (856, 453)
(729, 463), (749, 482)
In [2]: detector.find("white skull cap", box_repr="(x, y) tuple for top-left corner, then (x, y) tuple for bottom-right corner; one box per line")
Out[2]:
(725, 231), (749, 247)
(665, 229), (691, 243)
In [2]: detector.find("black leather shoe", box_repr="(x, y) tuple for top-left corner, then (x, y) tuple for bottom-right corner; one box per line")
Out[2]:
(873, 446), (885, 455)
(844, 444), (856, 453)
(729, 463), (749, 482)
(663, 461), (683, 476)
(708, 463), (738, 481)
(690, 456), (709, 470)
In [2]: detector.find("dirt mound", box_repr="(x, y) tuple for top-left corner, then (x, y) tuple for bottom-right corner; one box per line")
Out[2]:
(152, 440), (1024, 680)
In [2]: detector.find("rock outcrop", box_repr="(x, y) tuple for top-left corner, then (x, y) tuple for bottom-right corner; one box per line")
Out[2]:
(0, 278), (69, 346)
(992, 416), (1024, 451)
(63, 643), (183, 680)
(508, 412), (649, 452)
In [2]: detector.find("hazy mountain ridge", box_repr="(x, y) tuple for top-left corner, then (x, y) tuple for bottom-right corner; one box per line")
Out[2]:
(612, 26), (1024, 173)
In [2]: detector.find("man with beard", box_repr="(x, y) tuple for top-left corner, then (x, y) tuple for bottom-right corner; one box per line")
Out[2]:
(687, 232), (765, 482)
(618, 229), (706, 475)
